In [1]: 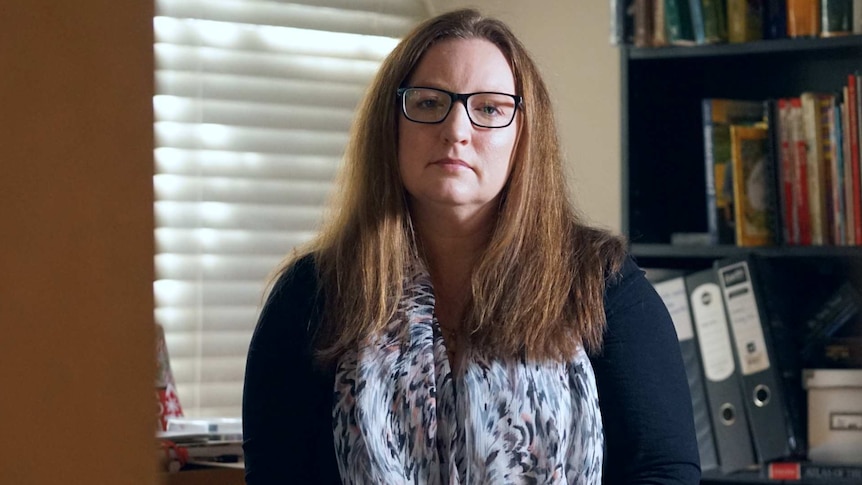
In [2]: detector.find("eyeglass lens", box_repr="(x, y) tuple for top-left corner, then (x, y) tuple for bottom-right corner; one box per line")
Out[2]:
(401, 88), (518, 128)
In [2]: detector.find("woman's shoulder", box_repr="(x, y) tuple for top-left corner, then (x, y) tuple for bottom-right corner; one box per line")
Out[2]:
(269, 252), (320, 298)
(605, 254), (642, 290)
(255, 252), (323, 339)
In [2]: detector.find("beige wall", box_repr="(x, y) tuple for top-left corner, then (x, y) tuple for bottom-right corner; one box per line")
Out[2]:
(0, 1), (158, 484)
(428, 1), (621, 232)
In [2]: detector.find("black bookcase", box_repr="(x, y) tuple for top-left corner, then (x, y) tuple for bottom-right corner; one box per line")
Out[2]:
(620, 36), (862, 484)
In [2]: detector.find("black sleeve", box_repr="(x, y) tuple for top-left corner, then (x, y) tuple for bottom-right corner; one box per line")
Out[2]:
(242, 256), (340, 484)
(591, 256), (701, 485)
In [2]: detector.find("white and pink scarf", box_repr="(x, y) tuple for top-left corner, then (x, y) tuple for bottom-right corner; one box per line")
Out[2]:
(332, 265), (604, 484)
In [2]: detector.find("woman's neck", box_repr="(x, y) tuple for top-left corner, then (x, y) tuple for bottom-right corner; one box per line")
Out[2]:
(412, 206), (493, 286)
(411, 204), (495, 342)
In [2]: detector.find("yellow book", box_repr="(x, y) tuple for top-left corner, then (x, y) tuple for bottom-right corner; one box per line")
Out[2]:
(730, 124), (774, 246)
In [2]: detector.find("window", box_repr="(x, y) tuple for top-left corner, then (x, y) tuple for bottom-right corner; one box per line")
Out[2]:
(153, 0), (425, 417)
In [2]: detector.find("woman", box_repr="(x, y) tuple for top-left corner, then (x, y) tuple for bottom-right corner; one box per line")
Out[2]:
(243, 8), (700, 484)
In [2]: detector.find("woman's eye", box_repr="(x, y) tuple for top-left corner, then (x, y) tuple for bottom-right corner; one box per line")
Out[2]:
(417, 99), (441, 109)
(476, 104), (504, 117)
(412, 96), (445, 111)
(480, 105), (501, 115)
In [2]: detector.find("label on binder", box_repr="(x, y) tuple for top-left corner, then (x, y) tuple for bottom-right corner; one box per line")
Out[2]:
(654, 277), (694, 341)
(718, 262), (770, 375)
(690, 282), (736, 382)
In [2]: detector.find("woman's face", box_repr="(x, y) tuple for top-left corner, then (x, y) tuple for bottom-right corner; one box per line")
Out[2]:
(397, 38), (519, 221)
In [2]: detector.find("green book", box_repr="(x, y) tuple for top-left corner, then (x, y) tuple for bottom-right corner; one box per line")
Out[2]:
(666, 0), (696, 44)
(702, 0), (728, 42)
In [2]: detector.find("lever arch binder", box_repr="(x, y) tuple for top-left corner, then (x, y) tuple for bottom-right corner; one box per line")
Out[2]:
(685, 268), (757, 473)
(715, 256), (803, 462)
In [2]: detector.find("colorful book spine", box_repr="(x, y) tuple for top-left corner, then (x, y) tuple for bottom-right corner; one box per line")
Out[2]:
(830, 98), (847, 245)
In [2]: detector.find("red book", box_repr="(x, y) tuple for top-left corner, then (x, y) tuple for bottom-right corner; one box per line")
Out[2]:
(848, 74), (862, 244)
(778, 99), (798, 244)
(790, 97), (812, 245)
(767, 461), (862, 481)
(769, 461), (803, 480)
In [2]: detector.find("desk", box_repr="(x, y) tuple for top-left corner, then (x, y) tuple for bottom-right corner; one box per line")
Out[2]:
(163, 464), (245, 485)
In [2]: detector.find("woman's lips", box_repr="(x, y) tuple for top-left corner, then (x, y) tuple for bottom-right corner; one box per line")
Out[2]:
(432, 157), (471, 170)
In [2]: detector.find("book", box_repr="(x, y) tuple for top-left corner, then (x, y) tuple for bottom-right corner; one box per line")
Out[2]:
(787, 0), (821, 37)
(821, 0), (853, 37)
(829, 97), (847, 245)
(727, 0), (764, 43)
(715, 257), (804, 463)
(841, 87), (856, 244)
(634, 0), (655, 47)
(653, 276), (720, 472)
(846, 75), (862, 244)
(701, 0), (728, 43)
(687, 0), (726, 44)
(765, 461), (862, 481)
(653, 0), (669, 46)
(800, 92), (832, 246)
(822, 337), (862, 367)
(800, 282), (862, 367)
(156, 323), (184, 431)
(667, 0), (697, 44)
(685, 268), (757, 473)
(764, 0), (789, 39)
(610, 0), (631, 45)
(777, 99), (798, 244)
(818, 94), (838, 246)
(703, 99), (766, 245)
(763, 99), (786, 245)
(688, 0), (708, 44)
(157, 417), (244, 472)
(729, 123), (775, 246)
(788, 97), (814, 245)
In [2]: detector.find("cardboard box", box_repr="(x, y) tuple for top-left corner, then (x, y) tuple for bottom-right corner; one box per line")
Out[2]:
(803, 369), (862, 464)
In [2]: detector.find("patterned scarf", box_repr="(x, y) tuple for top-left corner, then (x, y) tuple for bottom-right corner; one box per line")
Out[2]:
(332, 265), (604, 484)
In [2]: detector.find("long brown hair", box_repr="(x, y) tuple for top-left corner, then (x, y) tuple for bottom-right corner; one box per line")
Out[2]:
(287, 8), (626, 362)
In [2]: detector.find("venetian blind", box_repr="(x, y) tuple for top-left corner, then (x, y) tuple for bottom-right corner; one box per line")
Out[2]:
(153, 0), (425, 417)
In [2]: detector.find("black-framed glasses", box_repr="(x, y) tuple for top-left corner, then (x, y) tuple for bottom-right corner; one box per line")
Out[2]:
(397, 87), (522, 128)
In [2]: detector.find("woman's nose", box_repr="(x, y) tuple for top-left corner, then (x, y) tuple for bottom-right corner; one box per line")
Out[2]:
(441, 101), (472, 144)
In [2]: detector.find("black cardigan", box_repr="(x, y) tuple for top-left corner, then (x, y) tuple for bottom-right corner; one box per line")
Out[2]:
(242, 255), (701, 484)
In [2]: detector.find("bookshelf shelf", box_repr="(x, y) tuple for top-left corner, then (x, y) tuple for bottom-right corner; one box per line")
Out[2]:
(627, 34), (862, 61)
(632, 244), (862, 267)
